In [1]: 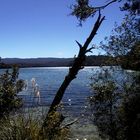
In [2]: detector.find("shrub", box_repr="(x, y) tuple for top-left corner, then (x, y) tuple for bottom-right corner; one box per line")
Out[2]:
(90, 68), (140, 140)
(0, 66), (24, 118)
(0, 107), (70, 140)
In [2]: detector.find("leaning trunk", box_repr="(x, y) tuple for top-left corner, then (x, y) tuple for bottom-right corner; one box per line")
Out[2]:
(42, 11), (105, 133)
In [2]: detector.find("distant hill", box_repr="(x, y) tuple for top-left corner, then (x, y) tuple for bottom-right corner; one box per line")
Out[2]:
(0, 55), (117, 68)
(0, 58), (73, 68)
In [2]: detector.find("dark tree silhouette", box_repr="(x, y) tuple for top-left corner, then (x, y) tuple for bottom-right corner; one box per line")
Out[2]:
(41, 0), (117, 138)
(120, 0), (140, 15)
(42, 11), (105, 129)
(44, 0), (118, 117)
(0, 66), (24, 118)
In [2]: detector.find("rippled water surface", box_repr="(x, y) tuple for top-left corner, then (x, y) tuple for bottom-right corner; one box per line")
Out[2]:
(0, 66), (133, 114)
(18, 67), (93, 111)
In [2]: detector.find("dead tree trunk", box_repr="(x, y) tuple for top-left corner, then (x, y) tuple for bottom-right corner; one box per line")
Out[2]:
(42, 11), (105, 128)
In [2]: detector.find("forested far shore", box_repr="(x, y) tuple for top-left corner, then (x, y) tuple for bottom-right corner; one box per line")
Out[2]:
(0, 55), (119, 68)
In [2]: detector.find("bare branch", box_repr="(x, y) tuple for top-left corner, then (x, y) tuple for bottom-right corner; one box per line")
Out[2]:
(61, 118), (79, 129)
(86, 46), (95, 53)
(75, 40), (82, 49)
(83, 10), (105, 50)
(71, 0), (117, 23)
(96, 0), (117, 10)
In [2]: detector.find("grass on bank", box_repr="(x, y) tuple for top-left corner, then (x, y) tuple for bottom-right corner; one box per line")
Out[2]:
(0, 107), (70, 140)
(0, 106), (101, 140)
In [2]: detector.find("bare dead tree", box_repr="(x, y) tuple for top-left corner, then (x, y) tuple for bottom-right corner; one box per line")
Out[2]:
(41, 1), (117, 138)
(42, 11), (105, 129)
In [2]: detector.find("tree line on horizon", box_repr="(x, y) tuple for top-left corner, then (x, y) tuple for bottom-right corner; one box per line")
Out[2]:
(0, 55), (119, 68)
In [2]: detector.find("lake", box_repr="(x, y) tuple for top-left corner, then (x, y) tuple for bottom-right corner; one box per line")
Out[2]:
(0, 66), (134, 115)
(17, 66), (131, 114)
(17, 67), (95, 115)
(0, 66), (136, 139)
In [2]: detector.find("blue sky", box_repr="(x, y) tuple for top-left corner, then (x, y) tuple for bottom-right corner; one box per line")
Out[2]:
(0, 0), (125, 58)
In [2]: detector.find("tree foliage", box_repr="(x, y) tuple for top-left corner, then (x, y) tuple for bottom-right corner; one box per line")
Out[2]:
(90, 68), (140, 140)
(99, 3), (140, 69)
(100, 14), (140, 57)
(71, 0), (117, 25)
(90, 69), (121, 140)
(71, 0), (96, 23)
(0, 66), (24, 118)
(122, 41), (140, 70)
(118, 78), (140, 140)
(120, 0), (140, 15)
(89, 1), (140, 139)
(70, 0), (140, 24)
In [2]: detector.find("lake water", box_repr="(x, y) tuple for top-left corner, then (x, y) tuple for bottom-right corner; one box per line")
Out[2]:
(18, 67), (95, 115)
(0, 66), (134, 115)
(17, 66), (131, 114)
